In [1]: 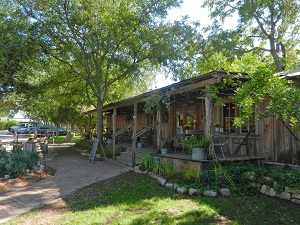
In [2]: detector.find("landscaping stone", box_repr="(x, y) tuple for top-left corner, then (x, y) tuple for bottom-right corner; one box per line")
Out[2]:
(276, 192), (291, 200)
(8, 179), (15, 184)
(189, 188), (198, 196)
(177, 187), (187, 194)
(291, 193), (300, 200)
(157, 177), (166, 186)
(243, 172), (255, 180)
(291, 199), (300, 204)
(149, 173), (159, 179)
(204, 190), (217, 197)
(134, 165), (140, 171)
(173, 183), (178, 191)
(263, 176), (274, 186)
(219, 188), (231, 196)
(260, 184), (276, 197)
(165, 183), (173, 190)
(285, 187), (300, 194)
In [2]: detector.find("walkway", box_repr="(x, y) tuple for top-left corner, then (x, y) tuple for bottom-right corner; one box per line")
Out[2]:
(0, 143), (131, 223)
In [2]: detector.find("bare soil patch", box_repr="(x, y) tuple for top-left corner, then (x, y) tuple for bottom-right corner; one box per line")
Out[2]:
(0, 166), (54, 193)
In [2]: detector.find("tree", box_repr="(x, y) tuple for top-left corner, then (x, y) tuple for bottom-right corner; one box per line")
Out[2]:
(203, 0), (300, 72)
(10, 0), (192, 156)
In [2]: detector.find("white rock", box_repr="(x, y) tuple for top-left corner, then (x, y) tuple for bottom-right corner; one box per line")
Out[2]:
(165, 183), (173, 189)
(189, 188), (198, 196)
(260, 184), (276, 197)
(285, 187), (300, 194)
(8, 179), (15, 184)
(173, 183), (178, 191)
(134, 165), (140, 170)
(291, 199), (300, 204)
(177, 187), (187, 194)
(219, 188), (231, 196)
(157, 177), (167, 186)
(150, 174), (159, 179)
(276, 192), (291, 200)
(291, 193), (300, 200)
(204, 190), (217, 197)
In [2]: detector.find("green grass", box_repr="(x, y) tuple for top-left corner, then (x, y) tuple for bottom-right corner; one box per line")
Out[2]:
(5, 172), (300, 225)
(50, 135), (82, 143)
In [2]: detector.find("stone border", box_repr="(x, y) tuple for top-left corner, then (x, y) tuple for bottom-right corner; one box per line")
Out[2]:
(133, 166), (300, 203)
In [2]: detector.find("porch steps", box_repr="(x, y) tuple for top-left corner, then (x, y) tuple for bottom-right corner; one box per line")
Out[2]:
(116, 147), (154, 166)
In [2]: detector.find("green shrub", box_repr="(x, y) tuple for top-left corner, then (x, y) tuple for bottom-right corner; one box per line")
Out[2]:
(74, 140), (93, 150)
(0, 120), (19, 130)
(0, 148), (39, 178)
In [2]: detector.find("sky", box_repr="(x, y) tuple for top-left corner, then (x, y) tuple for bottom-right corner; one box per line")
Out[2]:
(153, 0), (208, 88)
(153, 0), (236, 88)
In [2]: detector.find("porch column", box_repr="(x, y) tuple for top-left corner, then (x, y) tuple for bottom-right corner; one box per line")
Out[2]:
(156, 105), (161, 150)
(87, 113), (91, 140)
(112, 107), (117, 159)
(205, 85), (213, 155)
(132, 103), (137, 167)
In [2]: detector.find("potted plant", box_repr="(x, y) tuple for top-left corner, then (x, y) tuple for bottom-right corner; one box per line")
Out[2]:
(214, 122), (221, 133)
(159, 140), (170, 154)
(183, 124), (191, 134)
(105, 131), (113, 145)
(181, 136), (210, 161)
(137, 137), (144, 148)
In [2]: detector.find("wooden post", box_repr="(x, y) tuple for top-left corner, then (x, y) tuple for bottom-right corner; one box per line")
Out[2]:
(205, 85), (213, 155)
(156, 106), (161, 150)
(132, 103), (137, 168)
(112, 107), (117, 159)
(87, 113), (91, 140)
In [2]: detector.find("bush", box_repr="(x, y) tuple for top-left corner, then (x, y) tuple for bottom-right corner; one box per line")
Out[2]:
(0, 120), (19, 130)
(0, 148), (39, 178)
(74, 140), (93, 150)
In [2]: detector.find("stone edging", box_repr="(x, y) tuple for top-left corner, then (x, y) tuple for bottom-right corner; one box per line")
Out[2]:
(133, 166), (300, 204)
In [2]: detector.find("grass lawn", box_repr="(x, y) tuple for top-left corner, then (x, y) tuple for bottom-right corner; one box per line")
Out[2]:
(5, 172), (299, 225)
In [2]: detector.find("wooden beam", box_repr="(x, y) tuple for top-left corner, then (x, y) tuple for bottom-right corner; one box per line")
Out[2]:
(205, 85), (213, 155)
(112, 107), (117, 159)
(132, 103), (137, 168)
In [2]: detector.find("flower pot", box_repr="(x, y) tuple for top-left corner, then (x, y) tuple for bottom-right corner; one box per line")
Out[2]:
(107, 138), (113, 145)
(160, 148), (168, 154)
(185, 130), (189, 134)
(192, 147), (205, 161)
(137, 142), (143, 148)
(215, 127), (220, 133)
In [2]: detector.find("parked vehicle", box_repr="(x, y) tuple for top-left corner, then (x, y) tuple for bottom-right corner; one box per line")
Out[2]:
(51, 127), (67, 136)
(30, 126), (54, 134)
(17, 127), (30, 134)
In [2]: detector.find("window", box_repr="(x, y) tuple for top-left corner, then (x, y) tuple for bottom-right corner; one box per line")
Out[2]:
(223, 102), (236, 132)
(223, 102), (255, 133)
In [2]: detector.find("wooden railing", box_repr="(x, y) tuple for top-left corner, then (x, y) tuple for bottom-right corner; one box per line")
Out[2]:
(131, 121), (159, 140)
(111, 122), (134, 138)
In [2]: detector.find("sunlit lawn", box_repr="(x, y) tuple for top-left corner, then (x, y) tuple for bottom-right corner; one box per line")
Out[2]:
(6, 173), (300, 225)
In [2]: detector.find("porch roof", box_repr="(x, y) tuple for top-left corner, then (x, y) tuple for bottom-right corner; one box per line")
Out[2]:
(86, 70), (247, 114)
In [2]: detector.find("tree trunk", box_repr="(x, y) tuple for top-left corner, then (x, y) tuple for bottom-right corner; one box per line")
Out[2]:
(96, 99), (106, 159)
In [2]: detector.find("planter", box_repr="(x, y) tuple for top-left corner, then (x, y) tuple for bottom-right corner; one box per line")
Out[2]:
(192, 147), (205, 161)
(215, 127), (220, 133)
(185, 130), (189, 134)
(137, 142), (143, 148)
(107, 138), (113, 145)
(160, 148), (168, 154)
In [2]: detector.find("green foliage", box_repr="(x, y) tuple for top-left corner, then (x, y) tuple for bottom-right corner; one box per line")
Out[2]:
(181, 164), (201, 182)
(140, 154), (154, 171)
(74, 140), (93, 150)
(0, 148), (39, 178)
(234, 67), (300, 136)
(202, 0), (300, 72)
(0, 120), (19, 129)
(181, 136), (210, 153)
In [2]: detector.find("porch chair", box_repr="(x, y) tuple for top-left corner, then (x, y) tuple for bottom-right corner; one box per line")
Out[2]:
(174, 134), (185, 153)
(212, 132), (229, 159)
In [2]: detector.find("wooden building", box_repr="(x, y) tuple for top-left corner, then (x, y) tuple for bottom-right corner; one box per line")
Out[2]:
(88, 70), (300, 166)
